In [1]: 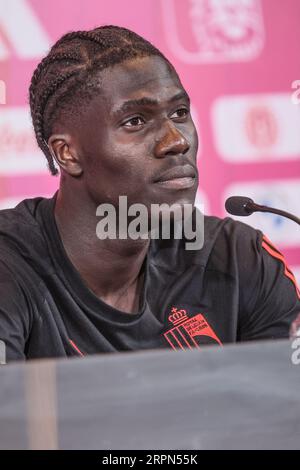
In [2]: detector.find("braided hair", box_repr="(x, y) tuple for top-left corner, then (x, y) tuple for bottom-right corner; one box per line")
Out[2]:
(29, 25), (171, 176)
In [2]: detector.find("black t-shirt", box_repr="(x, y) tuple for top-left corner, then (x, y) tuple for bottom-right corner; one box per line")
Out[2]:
(0, 192), (299, 362)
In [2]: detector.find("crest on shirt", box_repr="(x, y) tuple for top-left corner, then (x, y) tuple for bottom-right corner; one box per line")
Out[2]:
(163, 307), (222, 350)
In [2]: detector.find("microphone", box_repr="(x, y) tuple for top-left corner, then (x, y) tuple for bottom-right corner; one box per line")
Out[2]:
(225, 196), (300, 226)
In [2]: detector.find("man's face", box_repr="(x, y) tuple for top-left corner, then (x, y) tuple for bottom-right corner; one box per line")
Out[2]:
(73, 55), (199, 210)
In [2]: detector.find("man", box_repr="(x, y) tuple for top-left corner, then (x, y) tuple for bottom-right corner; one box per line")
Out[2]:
(0, 25), (299, 361)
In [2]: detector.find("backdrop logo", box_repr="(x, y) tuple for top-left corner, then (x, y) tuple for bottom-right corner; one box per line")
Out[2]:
(212, 93), (300, 162)
(245, 105), (278, 149)
(223, 180), (300, 248)
(0, 107), (47, 175)
(161, 0), (265, 63)
(0, 0), (50, 60)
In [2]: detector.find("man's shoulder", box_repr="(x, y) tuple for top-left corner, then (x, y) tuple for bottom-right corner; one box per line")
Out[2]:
(204, 214), (261, 245)
(0, 196), (50, 264)
(204, 213), (258, 232)
(150, 213), (261, 272)
(0, 196), (44, 225)
(203, 214), (262, 264)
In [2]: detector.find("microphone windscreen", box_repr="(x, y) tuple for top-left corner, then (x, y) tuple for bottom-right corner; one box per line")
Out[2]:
(225, 196), (254, 216)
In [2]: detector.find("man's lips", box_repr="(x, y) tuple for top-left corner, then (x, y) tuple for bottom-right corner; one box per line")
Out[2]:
(153, 164), (197, 189)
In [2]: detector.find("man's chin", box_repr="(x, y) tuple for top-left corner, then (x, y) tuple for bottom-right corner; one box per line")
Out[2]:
(151, 187), (197, 209)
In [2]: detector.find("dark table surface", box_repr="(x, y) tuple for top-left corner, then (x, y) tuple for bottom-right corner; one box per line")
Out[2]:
(0, 339), (299, 450)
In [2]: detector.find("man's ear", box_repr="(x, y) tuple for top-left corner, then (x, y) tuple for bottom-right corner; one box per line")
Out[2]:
(47, 134), (83, 177)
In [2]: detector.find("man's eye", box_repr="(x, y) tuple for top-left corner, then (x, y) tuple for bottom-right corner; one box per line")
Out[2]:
(123, 116), (145, 127)
(171, 108), (189, 119)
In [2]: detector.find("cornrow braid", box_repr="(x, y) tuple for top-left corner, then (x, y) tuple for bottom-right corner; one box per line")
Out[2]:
(29, 52), (81, 102)
(50, 30), (108, 51)
(29, 25), (171, 175)
(32, 69), (81, 175)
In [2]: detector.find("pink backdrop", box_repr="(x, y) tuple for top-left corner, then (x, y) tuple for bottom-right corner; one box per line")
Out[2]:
(0, 0), (299, 282)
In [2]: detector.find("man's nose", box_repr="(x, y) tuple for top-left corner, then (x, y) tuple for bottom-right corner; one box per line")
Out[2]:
(154, 121), (190, 158)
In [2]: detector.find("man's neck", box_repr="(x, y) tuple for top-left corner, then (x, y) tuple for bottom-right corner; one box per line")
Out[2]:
(54, 185), (150, 313)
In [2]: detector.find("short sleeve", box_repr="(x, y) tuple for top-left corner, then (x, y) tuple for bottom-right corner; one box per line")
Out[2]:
(0, 261), (32, 362)
(238, 231), (300, 341)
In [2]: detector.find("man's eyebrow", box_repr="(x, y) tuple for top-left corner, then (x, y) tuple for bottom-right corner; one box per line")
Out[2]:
(112, 91), (190, 117)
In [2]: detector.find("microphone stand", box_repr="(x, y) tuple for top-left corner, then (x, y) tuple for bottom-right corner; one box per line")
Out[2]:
(245, 201), (300, 226)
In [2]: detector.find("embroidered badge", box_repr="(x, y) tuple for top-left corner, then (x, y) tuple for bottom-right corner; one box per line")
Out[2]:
(164, 307), (222, 350)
